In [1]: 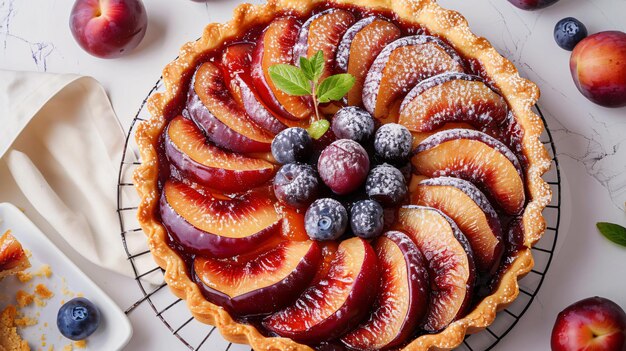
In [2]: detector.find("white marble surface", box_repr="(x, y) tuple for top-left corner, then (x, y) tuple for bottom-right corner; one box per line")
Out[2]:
(1, 0), (626, 350)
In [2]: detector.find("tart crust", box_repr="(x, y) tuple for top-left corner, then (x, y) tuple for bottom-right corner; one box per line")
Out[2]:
(134, 0), (552, 350)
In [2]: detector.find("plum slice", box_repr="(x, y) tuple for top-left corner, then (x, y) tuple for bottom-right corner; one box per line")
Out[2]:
(187, 62), (274, 153)
(193, 240), (321, 316)
(341, 231), (429, 350)
(412, 129), (525, 215)
(222, 43), (288, 134)
(335, 17), (401, 107)
(396, 205), (476, 332)
(251, 17), (314, 121)
(362, 35), (465, 123)
(399, 72), (509, 132)
(293, 9), (355, 80)
(412, 177), (504, 274)
(263, 237), (379, 344)
(159, 181), (280, 258)
(165, 116), (276, 192)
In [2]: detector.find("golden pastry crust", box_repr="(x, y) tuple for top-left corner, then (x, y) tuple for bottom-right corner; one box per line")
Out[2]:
(134, 0), (552, 350)
(0, 230), (31, 280)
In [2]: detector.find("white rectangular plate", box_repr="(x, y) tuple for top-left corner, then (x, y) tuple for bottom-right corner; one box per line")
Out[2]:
(0, 202), (132, 350)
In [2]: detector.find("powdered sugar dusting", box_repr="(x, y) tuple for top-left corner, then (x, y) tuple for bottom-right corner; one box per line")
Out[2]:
(362, 35), (466, 117)
(420, 177), (499, 222)
(293, 10), (332, 64)
(416, 129), (523, 176)
(237, 76), (286, 134)
(332, 106), (375, 142)
(335, 16), (377, 72)
(374, 123), (413, 161)
(399, 72), (508, 133)
(273, 163), (319, 207)
(365, 164), (408, 206)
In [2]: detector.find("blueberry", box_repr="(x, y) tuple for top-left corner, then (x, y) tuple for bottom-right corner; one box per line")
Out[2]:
(57, 297), (101, 341)
(273, 163), (319, 208)
(331, 107), (376, 143)
(554, 17), (587, 51)
(271, 127), (313, 164)
(350, 200), (384, 239)
(365, 164), (408, 207)
(305, 198), (348, 241)
(374, 123), (413, 163)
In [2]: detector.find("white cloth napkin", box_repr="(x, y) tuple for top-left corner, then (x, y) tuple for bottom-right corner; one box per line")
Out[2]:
(0, 70), (159, 284)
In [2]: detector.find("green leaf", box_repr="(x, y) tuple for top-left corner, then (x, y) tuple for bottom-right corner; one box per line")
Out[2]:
(300, 56), (315, 81)
(309, 50), (325, 82)
(307, 119), (330, 140)
(299, 51), (325, 83)
(316, 74), (355, 103)
(597, 222), (626, 247)
(268, 64), (311, 96)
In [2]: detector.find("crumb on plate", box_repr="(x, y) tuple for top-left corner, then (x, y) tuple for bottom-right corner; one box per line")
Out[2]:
(34, 284), (54, 299)
(34, 264), (52, 278)
(16, 271), (32, 283)
(0, 305), (30, 351)
(16, 290), (34, 308)
(73, 340), (86, 349)
(14, 314), (37, 327)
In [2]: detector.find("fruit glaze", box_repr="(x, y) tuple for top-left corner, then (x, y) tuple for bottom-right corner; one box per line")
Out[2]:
(134, 0), (553, 350)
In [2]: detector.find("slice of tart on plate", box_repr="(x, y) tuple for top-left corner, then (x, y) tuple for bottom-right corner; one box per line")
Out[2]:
(0, 203), (133, 351)
(0, 230), (31, 351)
(134, 0), (552, 350)
(0, 230), (30, 280)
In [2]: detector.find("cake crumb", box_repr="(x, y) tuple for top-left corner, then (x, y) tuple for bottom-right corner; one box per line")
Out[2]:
(73, 340), (86, 349)
(16, 271), (32, 283)
(34, 297), (47, 307)
(63, 344), (72, 351)
(35, 264), (52, 278)
(16, 290), (34, 307)
(14, 315), (37, 327)
(76, 293), (84, 298)
(34, 284), (54, 299)
(0, 305), (30, 351)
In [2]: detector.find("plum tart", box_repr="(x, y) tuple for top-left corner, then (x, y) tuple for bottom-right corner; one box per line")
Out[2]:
(0, 230), (30, 280)
(134, 0), (552, 350)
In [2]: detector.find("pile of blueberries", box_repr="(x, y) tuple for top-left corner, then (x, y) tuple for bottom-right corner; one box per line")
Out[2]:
(271, 106), (413, 241)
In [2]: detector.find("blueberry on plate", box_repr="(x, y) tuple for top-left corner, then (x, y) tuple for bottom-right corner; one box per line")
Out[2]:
(331, 106), (376, 143)
(305, 198), (348, 241)
(350, 200), (384, 239)
(554, 17), (587, 51)
(374, 123), (413, 163)
(365, 164), (408, 207)
(57, 297), (101, 340)
(271, 127), (313, 164)
(273, 163), (319, 208)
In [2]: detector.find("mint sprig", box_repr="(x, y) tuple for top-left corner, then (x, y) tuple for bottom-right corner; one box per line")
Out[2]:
(268, 50), (355, 120)
(597, 222), (626, 247)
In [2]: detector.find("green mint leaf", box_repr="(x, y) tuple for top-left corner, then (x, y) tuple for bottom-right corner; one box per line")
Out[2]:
(300, 56), (315, 81)
(597, 222), (626, 247)
(309, 50), (325, 82)
(307, 119), (330, 140)
(316, 74), (355, 103)
(268, 64), (311, 96)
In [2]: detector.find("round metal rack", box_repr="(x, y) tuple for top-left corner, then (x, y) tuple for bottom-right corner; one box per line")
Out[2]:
(117, 78), (561, 351)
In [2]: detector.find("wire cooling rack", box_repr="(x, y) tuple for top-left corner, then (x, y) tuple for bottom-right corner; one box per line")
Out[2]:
(117, 77), (561, 351)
